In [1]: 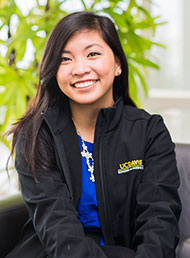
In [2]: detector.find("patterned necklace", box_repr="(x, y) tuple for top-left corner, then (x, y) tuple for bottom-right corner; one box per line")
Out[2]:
(74, 124), (95, 182)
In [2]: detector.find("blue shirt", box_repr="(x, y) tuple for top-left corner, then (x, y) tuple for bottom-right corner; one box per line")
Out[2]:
(77, 135), (101, 232)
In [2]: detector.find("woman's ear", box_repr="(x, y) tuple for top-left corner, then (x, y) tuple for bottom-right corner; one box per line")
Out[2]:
(115, 57), (122, 76)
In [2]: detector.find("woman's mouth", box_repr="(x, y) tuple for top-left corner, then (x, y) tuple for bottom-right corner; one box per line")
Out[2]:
(72, 80), (98, 88)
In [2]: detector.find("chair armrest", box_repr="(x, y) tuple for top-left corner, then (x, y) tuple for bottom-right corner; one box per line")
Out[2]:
(177, 238), (190, 258)
(0, 193), (29, 257)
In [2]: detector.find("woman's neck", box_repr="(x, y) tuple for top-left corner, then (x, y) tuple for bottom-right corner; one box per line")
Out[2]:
(70, 103), (99, 143)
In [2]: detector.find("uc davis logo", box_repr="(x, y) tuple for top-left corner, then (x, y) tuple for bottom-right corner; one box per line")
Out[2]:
(117, 160), (144, 174)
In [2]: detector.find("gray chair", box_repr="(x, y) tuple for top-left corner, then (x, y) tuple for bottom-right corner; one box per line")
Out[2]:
(175, 144), (190, 258)
(0, 143), (189, 257)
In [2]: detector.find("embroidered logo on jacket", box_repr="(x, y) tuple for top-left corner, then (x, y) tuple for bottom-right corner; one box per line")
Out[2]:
(117, 160), (144, 174)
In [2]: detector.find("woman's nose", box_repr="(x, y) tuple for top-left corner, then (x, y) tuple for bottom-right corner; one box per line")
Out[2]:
(72, 59), (91, 76)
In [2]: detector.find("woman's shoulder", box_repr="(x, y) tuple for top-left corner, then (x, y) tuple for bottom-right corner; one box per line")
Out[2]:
(122, 104), (174, 149)
(123, 104), (163, 124)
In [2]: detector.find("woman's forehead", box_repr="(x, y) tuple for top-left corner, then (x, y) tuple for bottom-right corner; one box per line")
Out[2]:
(62, 29), (105, 50)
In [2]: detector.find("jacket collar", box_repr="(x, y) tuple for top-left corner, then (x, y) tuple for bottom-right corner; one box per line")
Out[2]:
(43, 95), (124, 136)
(95, 97), (124, 133)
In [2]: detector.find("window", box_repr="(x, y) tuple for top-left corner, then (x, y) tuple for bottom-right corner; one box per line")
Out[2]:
(142, 0), (190, 143)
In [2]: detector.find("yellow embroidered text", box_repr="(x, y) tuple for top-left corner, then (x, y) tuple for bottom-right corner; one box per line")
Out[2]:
(118, 160), (144, 174)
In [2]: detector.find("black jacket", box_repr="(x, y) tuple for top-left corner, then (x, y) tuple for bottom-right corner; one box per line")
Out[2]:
(15, 97), (181, 258)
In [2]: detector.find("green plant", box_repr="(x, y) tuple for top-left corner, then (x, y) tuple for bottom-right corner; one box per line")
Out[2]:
(0, 0), (165, 148)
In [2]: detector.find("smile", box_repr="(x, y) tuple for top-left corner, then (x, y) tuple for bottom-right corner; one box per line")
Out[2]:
(72, 80), (98, 88)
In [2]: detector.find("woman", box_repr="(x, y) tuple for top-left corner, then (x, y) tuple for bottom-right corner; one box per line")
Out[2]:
(7, 11), (181, 258)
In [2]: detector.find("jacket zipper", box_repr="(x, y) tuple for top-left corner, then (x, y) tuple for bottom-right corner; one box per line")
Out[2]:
(99, 118), (114, 245)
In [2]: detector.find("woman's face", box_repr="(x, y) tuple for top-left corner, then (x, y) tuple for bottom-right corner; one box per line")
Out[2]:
(56, 29), (121, 109)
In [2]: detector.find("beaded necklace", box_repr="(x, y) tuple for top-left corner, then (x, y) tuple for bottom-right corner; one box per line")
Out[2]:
(74, 123), (95, 182)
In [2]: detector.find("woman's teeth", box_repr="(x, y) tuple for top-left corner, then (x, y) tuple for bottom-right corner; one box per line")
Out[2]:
(74, 80), (97, 88)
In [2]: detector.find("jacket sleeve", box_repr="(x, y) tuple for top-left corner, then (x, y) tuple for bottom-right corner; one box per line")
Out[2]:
(15, 127), (107, 258)
(132, 115), (181, 258)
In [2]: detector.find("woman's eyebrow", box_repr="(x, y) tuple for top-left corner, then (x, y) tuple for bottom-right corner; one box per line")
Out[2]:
(84, 43), (103, 50)
(62, 43), (103, 54)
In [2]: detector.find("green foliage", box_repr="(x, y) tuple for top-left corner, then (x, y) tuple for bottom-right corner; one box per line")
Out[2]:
(0, 0), (165, 148)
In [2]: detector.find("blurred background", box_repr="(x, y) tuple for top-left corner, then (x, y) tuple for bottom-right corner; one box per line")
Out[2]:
(0, 0), (190, 196)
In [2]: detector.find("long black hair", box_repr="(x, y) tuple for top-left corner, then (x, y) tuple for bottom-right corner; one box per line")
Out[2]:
(9, 11), (136, 174)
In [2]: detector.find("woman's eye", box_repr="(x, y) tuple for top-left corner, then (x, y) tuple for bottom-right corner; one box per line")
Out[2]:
(87, 52), (101, 57)
(61, 57), (71, 62)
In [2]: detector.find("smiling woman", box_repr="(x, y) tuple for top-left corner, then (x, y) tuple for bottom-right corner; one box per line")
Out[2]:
(56, 30), (120, 106)
(6, 11), (181, 258)
(56, 29), (121, 140)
